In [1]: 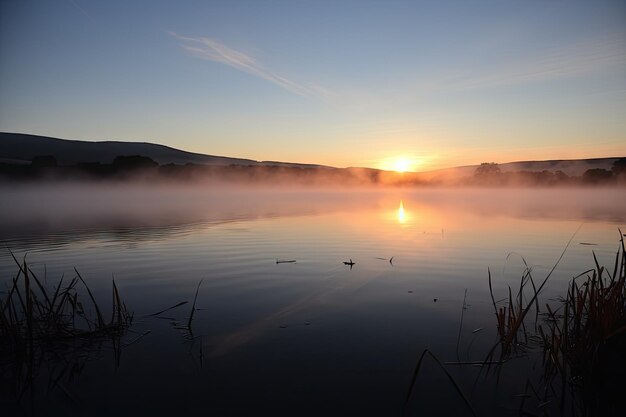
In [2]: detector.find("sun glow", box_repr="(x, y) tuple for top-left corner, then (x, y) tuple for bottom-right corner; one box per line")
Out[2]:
(394, 159), (412, 173)
(379, 156), (422, 173)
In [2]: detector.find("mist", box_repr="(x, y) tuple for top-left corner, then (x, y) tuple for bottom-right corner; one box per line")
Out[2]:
(1, 183), (624, 241)
(3, 154), (624, 187)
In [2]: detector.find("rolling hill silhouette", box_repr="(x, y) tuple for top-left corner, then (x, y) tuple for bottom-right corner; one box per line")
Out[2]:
(0, 132), (620, 179)
(0, 132), (326, 169)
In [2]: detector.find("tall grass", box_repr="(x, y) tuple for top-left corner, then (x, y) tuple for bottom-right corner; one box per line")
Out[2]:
(403, 349), (477, 417)
(0, 252), (132, 350)
(537, 232), (626, 415)
(486, 230), (626, 415)
(405, 230), (626, 416)
(0, 251), (132, 400)
(487, 225), (581, 361)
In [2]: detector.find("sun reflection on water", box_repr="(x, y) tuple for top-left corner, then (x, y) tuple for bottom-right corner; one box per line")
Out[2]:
(397, 200), (407, 224)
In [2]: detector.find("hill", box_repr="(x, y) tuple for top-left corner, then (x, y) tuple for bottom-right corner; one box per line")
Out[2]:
(0, 132), (326, 169)
(415, 158), (621, 181)
(1, 132), (622, 184)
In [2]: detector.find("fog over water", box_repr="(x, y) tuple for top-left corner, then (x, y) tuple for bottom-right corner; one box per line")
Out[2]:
(1, 184), (624, 238)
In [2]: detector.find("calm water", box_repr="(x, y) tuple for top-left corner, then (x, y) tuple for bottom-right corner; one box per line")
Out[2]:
(1, 185), (624, 416)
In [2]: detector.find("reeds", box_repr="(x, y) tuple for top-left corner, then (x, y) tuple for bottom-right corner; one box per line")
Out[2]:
(0, 251), (133, 400)
(537, 232), (626, 415)
(486, 229), (626, 415)
(488, 261), (540, 358)
(0, 252), (132, 353)
(487, 225), (581, 361)
(403, 349), (477, 417)
(407, 229), (625, 416)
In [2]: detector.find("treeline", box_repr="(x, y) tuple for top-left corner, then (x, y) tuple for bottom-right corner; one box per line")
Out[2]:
(1, 155), (624, 187)
(0, 155), (426, 186)
(463, 159), (626, 186)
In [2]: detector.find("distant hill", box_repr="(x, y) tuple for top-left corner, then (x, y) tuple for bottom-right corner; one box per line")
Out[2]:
(503, 158), (622, 175)
(0, 132), (621, 181)
(0, 132), (327, 169)
(416, 158), (621, 181)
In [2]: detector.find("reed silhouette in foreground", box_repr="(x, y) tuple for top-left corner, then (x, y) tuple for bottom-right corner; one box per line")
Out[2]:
(0, 251), (133, 401)
(537, 234), (626, 416)
(485, 230), (626, 415)
(0, 251), (199, 404)
(405, 230), (626, 416)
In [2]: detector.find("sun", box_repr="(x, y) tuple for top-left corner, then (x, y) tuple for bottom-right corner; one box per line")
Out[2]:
(393, 159), (412, 173)
(378, 155), (423, 173)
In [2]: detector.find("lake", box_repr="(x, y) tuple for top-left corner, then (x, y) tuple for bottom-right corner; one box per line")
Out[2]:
(1, 185), (624, 416)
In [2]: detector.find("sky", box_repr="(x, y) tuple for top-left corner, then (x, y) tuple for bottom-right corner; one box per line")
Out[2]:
(1, 0), (625, 171)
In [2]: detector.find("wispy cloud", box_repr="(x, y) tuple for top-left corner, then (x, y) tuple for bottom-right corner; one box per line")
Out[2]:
(171, 32), (331, 98)
(428, 34), (626, 92)
(67, 0), (93, 20)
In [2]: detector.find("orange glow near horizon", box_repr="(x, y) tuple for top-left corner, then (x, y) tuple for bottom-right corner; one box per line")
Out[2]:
(379, 156), (423, 173)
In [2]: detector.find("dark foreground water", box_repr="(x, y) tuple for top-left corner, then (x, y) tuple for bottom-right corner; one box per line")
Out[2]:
(0, 185), (624, 416)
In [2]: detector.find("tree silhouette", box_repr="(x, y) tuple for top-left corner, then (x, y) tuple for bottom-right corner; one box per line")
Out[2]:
(611, 158), (626, 179)
(473, 162), (503, 185)
(474, 162), (501, 177)
(582, 168), (612, 184)
(112, 155), (158, 171)
(30, 155), (57, 168)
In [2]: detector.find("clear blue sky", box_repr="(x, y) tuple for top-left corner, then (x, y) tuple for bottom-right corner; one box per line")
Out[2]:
(1, 0), (625, 170)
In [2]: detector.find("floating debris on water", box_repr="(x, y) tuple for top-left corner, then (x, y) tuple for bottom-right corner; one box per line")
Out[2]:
(375, 256), (394, 265)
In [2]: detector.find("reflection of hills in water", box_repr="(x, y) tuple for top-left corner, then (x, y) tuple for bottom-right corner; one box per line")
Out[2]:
(1, 220), (243, 255)
(1, 186), (624, 254)
(0, 187), (381, 253)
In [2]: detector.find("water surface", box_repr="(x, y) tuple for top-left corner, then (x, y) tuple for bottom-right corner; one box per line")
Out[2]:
(1, 186), (624, 416)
